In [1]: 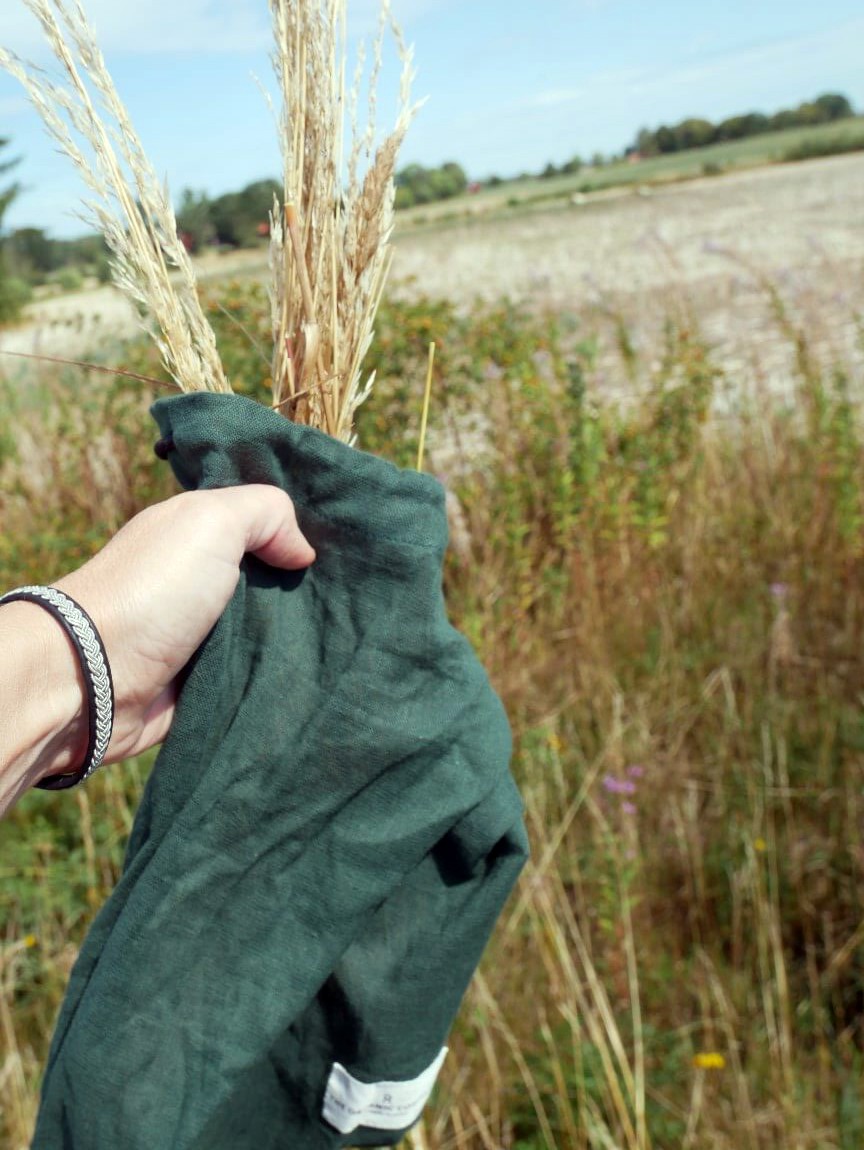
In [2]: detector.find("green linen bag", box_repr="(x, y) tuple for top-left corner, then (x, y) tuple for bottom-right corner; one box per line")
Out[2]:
(32, 392), (529, 1150)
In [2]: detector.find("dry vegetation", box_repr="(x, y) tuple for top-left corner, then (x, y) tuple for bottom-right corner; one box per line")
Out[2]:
(1, 3), (863, 1149)
(1, 0), (418, 441)
(2, 241), (863, 1146)
(389, 153), (864, 406)
(4, 152), (862, 412)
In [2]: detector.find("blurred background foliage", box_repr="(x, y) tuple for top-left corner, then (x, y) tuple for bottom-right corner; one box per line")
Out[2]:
(1, 278), (863, 1147)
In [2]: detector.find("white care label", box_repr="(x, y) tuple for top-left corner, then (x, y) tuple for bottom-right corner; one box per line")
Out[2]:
(322, 1047), (448, 1134)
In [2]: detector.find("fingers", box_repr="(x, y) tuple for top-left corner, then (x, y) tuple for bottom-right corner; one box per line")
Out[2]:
(210, 485), (317, 571)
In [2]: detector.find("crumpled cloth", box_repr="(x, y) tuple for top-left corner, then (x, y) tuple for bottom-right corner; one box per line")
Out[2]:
(32, 393), (528, 1149)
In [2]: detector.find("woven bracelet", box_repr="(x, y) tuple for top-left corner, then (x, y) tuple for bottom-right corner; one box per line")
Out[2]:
(0, 585), (115, 791)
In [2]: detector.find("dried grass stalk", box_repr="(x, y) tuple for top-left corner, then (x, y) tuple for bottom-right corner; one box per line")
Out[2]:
(0, 0), (230, 395)
(268, 0), (419, 440)
(1, 0), (418, 443)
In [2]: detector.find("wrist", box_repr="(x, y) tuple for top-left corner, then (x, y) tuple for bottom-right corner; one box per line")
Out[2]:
(0, 600), (88, 812)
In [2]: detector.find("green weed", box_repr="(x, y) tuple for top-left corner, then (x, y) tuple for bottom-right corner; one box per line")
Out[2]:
(1, 283), (863, 1150)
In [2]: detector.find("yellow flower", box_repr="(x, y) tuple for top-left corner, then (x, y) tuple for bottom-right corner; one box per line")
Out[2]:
(24, 935), (38, 949)
(754, 837), (767, 853)
(693, 1052), (725, 1070)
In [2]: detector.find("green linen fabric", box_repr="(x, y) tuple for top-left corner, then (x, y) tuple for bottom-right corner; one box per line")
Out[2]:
(32, 392), (529, 1150)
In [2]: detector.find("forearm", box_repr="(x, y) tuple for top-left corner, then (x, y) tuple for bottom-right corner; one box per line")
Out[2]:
(0, 601), (87, 815)
(0, 486), (314, 818)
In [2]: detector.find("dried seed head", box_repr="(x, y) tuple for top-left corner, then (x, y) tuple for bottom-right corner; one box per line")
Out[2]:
(0, 0), (230, 396)
(2, 0), (418, 442)
(267, 0), (420, 439)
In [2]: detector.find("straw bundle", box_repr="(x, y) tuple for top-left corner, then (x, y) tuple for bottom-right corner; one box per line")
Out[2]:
(0, 0), (418, 443)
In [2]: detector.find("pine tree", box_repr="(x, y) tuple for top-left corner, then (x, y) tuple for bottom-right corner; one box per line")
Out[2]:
(0, 136), (23, 321)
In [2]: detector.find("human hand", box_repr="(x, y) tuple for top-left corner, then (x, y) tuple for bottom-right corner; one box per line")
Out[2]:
(55, 485), (315, 766)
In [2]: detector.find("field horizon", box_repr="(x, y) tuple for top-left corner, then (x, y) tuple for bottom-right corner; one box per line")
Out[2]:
(2, 150), (861, 416)
(1, 136), (863, 1150)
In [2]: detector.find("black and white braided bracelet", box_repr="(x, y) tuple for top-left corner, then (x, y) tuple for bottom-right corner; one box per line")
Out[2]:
(0, 585), (115, 790)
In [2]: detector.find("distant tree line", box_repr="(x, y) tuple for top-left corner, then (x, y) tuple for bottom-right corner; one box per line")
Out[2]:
(0, 175), (283, 313)
(539, 155), (584, 180)
(0, 158), (477, 318)
(176, 165), (472, 251)
(4, 228), (110, 286)
(483, 152), (612, 188)
(0, 135), (25, 321)
(2, 88), (857, 325)
(631, 93), (855, 157)
(394, 162), (468, 209)
(1, 134), (115, 311)
(176, 179), (281, 253)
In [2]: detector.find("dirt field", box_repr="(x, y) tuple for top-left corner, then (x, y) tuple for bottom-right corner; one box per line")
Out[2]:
(3, 152), (862, 400)
(391, 152), (864, 402)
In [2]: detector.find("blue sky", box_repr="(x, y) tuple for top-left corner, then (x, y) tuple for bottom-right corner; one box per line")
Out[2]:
(1, 0), (862, 237)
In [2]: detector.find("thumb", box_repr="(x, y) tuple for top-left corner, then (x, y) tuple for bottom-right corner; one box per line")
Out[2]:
(214, 484), (317, 570)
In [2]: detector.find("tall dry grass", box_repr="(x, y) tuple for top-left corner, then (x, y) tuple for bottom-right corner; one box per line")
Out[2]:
(419, 295), (864, 1149)
(0, 0), (227, 395)
(1, 0), (416, 439)
(267, 0), (419, 436)
(2, 279), (863, 1148)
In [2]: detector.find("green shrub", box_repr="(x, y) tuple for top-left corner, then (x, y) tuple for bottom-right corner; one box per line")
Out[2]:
(50, 267), (84, 292)
(783, 132), (864, 162)
(0, 273), (32, 321)
(3, 285), (864, 1150)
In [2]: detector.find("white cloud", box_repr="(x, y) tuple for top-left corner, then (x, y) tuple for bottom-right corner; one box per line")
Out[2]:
(521, 16), (864, 116)
(0, 0), (446, 57)
(1, 1), (270, 56)
(524, 65), (646, 110)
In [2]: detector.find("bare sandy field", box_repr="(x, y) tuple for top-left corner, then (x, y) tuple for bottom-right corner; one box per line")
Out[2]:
(393, 153), (864, 302)
(390, 152), (864, 401)
(2, 153), (862, 400)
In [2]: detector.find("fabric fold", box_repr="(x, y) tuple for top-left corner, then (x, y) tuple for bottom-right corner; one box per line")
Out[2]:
(33, 392), (528, 1150)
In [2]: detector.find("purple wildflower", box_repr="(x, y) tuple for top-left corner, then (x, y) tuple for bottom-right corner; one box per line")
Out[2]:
(602, 775), (637, 796)
(622, 802), (637, 816)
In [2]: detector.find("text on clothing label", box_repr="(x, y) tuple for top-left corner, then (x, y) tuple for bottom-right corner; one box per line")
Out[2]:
(322, 1047), (448, 1134)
